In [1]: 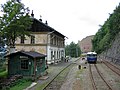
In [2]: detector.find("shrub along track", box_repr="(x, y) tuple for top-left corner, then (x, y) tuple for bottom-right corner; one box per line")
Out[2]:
(89, 64), (113, 90)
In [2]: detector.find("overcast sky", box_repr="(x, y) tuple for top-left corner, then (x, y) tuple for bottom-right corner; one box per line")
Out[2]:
(0, 0), (120, 44)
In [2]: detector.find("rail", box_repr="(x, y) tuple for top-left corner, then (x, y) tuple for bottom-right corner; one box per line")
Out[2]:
(103, 61), (120, 76)
(94, 64), (113, 90)
(89, 64), (113, 90)
(43, 58), (80, 90)
(89, 64), (97, 90)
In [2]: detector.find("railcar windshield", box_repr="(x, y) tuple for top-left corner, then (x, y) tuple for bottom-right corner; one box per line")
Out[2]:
(87, 52), (97, 57)
(87, 54), (97, 57)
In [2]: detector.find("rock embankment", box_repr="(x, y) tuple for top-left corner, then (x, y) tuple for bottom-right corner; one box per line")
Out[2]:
(100, 32), (120, 65)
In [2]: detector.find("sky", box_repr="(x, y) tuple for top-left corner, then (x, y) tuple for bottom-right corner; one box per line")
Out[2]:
(0, 0), (120, 44)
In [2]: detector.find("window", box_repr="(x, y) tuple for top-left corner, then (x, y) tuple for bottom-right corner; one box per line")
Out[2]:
(54, 51), (56, 59)
(59, 51), (60, 58)
(31, 35), (35, 44)
(51, 51), (53, 60)
(20, 36), (24, 44)
(61, 50), (64, 57)
(21, 59), (29, 70)
(37, 59), (43, 66)
(57, 51), (58, 59)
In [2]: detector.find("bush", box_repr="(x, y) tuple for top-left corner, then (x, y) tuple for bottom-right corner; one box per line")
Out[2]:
(0, 70), (7, 78)
(0, 58), (6, 73)
(10, 78), (32, 90)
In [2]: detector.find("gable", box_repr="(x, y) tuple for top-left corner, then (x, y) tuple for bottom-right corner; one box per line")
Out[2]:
(29, 18), (65, 38)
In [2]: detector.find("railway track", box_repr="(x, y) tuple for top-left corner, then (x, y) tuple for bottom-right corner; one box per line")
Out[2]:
(43, 63), (73, 90)
(42, 58), (80, 90)
(89, 64), (113, 90)
(103, 61), (120, 76)
(42, 58), (81, 90)
(89, 64), (97, 90)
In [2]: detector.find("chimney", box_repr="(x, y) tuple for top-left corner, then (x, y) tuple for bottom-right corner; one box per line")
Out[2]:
(39, 15), (42, 21)
(45, 20), (48, 25)
(31, 10), (34, 17)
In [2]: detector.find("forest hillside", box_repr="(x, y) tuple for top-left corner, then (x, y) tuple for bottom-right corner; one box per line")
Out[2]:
(92, 3), (120, 65)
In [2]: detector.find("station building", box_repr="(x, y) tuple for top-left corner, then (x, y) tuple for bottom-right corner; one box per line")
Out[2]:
(15, 11), (66, 64)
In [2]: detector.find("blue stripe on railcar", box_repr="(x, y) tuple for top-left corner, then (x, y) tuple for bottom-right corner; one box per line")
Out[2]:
(87, 57), (97, 62)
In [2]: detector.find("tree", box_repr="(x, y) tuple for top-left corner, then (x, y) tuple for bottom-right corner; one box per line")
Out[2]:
(92, 3), (120, 54)
(76, 44), (81, 57)
(65, 41), (81, 57)
(0, 0), (32, 48)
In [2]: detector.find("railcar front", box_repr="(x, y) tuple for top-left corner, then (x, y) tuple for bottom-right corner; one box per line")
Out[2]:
(87, 52), (97, 63)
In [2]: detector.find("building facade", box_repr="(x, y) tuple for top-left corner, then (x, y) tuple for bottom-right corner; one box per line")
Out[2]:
(78, 35), (94, 53)
(15, 13), (65, 64)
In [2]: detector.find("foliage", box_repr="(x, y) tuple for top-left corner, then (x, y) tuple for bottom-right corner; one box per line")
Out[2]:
(0, 0), (32, 47)
(65, 41), (81, 57)
(10, 78), (32, 90)
(0, 58), (6, 72)
(92, 3), (120, 54)
(0, 70), (7, 78)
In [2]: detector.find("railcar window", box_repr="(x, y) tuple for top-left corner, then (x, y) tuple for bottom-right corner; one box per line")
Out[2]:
(87, 54), (97, 57)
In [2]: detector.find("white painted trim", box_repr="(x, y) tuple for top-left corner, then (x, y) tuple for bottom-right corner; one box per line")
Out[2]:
(47, 45), (65, 64)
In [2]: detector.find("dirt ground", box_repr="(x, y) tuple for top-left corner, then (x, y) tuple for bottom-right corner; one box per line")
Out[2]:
(60, 66), (77, 90)
(60, 59), (120, 90)
(60, 59), (89, 90)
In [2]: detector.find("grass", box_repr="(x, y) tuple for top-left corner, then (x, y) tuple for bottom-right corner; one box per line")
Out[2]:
(0, 68), (6, 72)
(0, 70), (7, 78)
(75, 69), (83, 78)
(0, 70), (32, 90)
(36, 82), (49, 90)
(0, 71), (32, 90)
(56, 64), (73, 81)
(10, 78), (32, 90)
